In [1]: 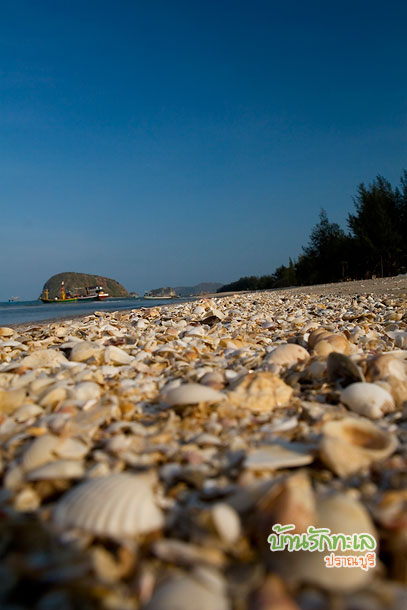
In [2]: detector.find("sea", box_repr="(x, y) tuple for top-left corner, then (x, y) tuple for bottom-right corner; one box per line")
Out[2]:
(0, 298), (193, 326)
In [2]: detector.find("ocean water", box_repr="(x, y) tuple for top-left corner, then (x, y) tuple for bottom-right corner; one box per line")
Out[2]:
(0, 298), (191, 326)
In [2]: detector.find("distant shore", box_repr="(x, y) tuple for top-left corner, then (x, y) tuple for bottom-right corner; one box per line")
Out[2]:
(6, 275), (407, 331)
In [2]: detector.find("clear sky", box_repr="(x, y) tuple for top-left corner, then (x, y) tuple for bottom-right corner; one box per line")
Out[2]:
(1, 0), (406, 300)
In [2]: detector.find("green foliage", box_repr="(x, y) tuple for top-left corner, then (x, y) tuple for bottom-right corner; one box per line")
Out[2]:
(218, 171), (406, 292)
(348, 175), (403, 277)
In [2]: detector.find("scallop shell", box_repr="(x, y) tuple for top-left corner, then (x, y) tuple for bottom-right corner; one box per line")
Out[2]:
(340, 382), (395, 418)
(320, 416), (397, 477)
(53, 472), (164, 538)
(160, 383), (225, 406)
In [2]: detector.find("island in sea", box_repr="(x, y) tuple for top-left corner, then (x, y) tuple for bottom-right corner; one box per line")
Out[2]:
(41, 272), (129, 300)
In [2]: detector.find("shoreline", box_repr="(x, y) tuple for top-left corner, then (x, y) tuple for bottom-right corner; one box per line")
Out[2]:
(7, 276), (407, 331)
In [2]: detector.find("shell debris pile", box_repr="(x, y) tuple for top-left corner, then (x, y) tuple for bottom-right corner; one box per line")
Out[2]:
(0, 278), (407, 609)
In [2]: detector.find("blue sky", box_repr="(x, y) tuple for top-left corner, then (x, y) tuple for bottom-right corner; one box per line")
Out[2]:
(1, 0), (406, 300)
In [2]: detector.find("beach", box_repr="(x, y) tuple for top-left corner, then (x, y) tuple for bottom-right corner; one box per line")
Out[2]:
(0, 277), (406, 609)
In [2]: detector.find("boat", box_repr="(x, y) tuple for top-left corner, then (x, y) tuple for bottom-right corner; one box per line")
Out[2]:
(76, 286), (109, 301)
(8, 296), (20, 303)
(40, 283), (78, 303)
(143, 292), (176, 300)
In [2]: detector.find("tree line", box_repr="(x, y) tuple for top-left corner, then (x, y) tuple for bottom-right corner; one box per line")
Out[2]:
(218, 171), (407, 293)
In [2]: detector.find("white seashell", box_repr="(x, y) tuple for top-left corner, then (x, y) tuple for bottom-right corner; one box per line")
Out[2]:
(70, 342), (103, 362)
(245, 443), (314, 471)
(13, 403), (43, 423)
(22, 349), (69, 369)
(53, 472), (164, 538)
(160, 383), (225, 406)
(211, 503), (241, 544)
(71, 381), (101, 402)
(340, 382), (395, 418)
(193, 305), (206, 316)
(27, 459), (85, 480)
(55, 437), (88, 459)
(265, 344), (309, 368)
(104, 345), (133, 365)
(39, 385), (67, 408)
(0, 326), (14, 337)
(185, 326), (205, 337)
(320, 416), (397, 477)
(22, 434), (61, 471)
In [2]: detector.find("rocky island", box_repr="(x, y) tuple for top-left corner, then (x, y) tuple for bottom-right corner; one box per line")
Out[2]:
(41, 272), (129, 299)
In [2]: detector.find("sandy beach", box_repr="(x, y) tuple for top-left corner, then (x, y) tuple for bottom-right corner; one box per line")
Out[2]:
(0, 277), (406, 609)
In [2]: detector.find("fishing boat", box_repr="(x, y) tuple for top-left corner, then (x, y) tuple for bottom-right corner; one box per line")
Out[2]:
(76, 286), (109, 301)
(40, 283), (78, 303)
(143, 291), (176, 300)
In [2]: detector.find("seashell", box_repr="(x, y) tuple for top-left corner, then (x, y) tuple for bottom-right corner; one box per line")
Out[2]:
(366, 353), (407, 382)
(0, 388), (26, 414)
(245, 443), (314, 471)
(13, 403), (43, 422)
(199, 370), (225, 390)
(160, 383), (225, 406)
(327, 352), (364, 388)
(55, 437), (88, 459)
(211, 503), (241, 544)
(265, 344), (309, 368)
(0, 326), (14, 337)
(22, 433), (61, 471)
(53, 472), (164, 539)
(70, 342), (103, 362)
(104, 345), (133, 365)
(143, 568), (230, 610)
(301, 359), (327, 381)
(313, 334), (351, 356)
(39, 385), (67, 408)
(71, 381), (101, 402)
(27, 459), (85, 480)
(22, 349), (69, 369)
(386, 329), (407, 348)
(151, 539), (226, 568)
(340, 382), (395, 418)
(254, 472), (316, 566)
(285, 493), (377, 591)
(13, 486), (41, 511)
(308, 328), (331, 349)
(227, 372), (293, 412)
(320, 416), (397, 477)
